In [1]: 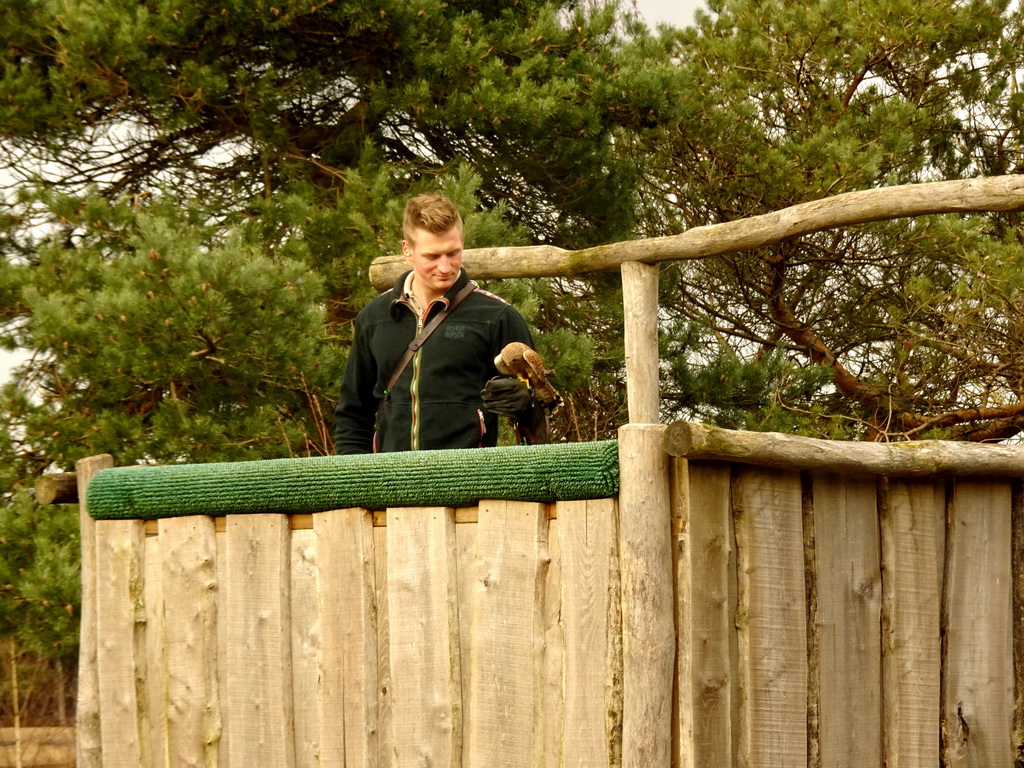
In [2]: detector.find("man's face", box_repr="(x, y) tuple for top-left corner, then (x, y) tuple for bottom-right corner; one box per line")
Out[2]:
(403, 225), (464, 302)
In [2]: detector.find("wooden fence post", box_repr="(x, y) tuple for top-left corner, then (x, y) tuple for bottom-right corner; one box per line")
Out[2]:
(75, 454), (113, 768)
(621, 262), (660, 425)
(618, 424), (674, 768)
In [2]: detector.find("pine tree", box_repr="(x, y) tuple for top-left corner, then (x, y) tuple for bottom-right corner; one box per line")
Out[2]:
(0, 0), (679, 472)
(0, 0), (680, 665)
(624, 0), (1024, 440)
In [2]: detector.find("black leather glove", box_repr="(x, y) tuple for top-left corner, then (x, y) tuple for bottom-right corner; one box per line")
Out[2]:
(514, 400), (552, 444)
(481, 376), (533, 416)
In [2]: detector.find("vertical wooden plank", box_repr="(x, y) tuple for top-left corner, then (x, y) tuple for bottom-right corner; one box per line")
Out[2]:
(466, 500), (550, 767)
(618, 423), (674, 768)
(456, 510), (478, 723)
(75, 453), (113, 768)
(94, 518), (150, 768)
(290, 526), (320, 768)
(733, 467), (807, 768)
(559, 498), (618, 768)
(223, 514), (295, 768)
(943, 479), (1013, 767)
(802, 474), (819, 768)
(621, 261), (660, 424)
(542, 511), (564, 768)
(144, 530), (166, 768)
(672, 457), (694, 768)
(159, 515), (220, 768)
(373, 523), (393, 768)
(387, 506), (462, 768)
(681, 461), (736, 768)
(812, 474), (882, 768)
(880, 478), (942, 768)
(1013, 481), (1024, 764)
(215, 526), (230, 768)
(315, 508), (378, 768)
(609, 506), (626, 768)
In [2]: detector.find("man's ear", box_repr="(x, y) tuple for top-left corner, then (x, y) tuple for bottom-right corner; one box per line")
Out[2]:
(401, 239), (413, 262)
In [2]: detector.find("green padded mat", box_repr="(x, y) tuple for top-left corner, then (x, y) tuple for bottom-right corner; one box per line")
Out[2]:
(86, 440), (620, 520)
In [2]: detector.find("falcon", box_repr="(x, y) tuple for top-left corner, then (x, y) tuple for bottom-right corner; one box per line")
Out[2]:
(494, 342), (563, 411)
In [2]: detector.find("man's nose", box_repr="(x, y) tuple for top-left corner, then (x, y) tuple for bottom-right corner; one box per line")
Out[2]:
(437, 255), (452, 272)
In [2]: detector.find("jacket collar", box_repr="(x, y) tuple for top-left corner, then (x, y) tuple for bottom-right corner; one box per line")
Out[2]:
(389, 268), (471, 319)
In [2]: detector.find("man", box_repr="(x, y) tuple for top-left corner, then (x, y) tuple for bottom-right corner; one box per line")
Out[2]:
(334, 193), (536, 454)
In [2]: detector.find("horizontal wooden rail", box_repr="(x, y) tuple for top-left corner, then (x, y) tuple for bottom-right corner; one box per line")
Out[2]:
(369, 175), (1024, 289)
(664, 420), (1024, 477)
(34, 472), (78, 505)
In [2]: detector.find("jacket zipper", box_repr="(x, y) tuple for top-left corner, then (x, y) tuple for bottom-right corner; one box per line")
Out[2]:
(409, 308), (425, 451)
(399, 292), (451, 451)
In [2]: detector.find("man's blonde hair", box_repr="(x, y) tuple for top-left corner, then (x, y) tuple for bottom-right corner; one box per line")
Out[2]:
(403, 193), (463, 244)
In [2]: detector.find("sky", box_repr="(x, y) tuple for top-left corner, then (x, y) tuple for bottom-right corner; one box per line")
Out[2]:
(0, 348), (21, 383)
(634, 0), (705, 27)
(0, 0), (704, 386)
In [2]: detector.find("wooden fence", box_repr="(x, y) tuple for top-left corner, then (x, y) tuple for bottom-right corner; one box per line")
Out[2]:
(75, 423), (1024, 767)
(0, 727), (75, 768)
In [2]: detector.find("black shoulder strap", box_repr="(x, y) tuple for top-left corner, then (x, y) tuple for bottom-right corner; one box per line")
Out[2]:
(381, 280), (477, 405)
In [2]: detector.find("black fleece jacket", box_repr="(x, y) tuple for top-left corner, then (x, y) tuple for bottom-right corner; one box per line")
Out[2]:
(334, 269), (534, 454)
